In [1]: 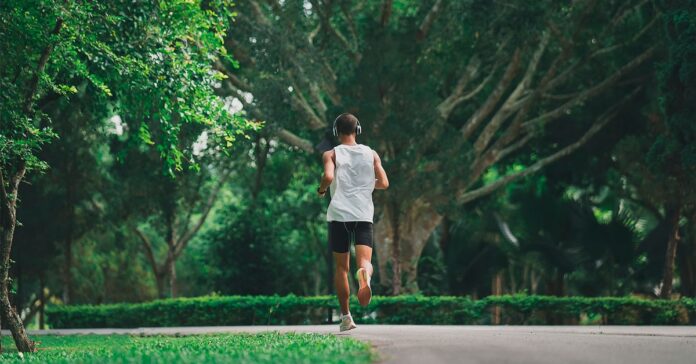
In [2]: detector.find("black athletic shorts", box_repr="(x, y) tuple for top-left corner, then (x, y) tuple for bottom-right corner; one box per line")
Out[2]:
(328, 221), (373, 253)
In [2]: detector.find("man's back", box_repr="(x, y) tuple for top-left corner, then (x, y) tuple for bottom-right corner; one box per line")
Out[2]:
(326, 143), (375, 223)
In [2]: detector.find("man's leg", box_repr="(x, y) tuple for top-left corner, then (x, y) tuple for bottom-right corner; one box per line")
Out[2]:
(355, 244), (373, 306)
(355, 245), (373, 276)
(355, 222), (374, 275)
(333, 252), (351, 315)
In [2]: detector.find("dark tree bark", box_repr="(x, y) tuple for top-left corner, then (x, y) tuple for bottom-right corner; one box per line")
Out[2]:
(61, 158), (76, 304)
(491, 271), (503, 325)
(660, 205), (681, 298)
(679, 210), (696, 297)
(167, 251), (177, 298)
(389, 201), (402, 295)
(39, 275), (45, 330)
(0, 164), (35, 352)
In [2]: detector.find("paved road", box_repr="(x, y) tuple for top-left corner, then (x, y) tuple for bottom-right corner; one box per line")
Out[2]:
(6, 325), (696, 364)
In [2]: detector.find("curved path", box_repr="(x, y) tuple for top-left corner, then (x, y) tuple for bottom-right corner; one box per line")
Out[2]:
(8, 325), (696, 363)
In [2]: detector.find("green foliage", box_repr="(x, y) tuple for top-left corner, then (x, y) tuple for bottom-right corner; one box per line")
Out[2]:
(193, 144), (329, 296)
(649, 0), (696, 189)
(47, 294), (696, 328)
(1, 0), (256, 175)
(0, 333), (373, 364)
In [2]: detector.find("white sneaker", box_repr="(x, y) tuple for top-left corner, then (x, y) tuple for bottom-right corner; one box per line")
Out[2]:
(339, 313), (357, 332)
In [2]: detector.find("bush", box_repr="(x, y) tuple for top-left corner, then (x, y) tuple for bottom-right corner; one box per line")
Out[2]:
(47, 294), (696, 328)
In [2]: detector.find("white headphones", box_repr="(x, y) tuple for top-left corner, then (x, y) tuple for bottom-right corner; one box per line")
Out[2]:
(332, 114), (362, 137)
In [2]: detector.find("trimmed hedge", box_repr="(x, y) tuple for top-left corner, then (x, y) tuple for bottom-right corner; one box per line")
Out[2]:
(46, 295), (696, 328)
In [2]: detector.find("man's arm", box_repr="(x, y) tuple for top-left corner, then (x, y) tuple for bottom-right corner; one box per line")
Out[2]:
(318, 150), (335, 196)
(373, 150), (389, 189)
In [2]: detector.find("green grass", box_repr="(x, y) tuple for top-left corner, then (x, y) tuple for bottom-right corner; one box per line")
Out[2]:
(0, 332), (374, 364)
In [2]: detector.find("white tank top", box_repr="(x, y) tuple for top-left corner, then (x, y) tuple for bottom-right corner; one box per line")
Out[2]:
(326, 144), (375, 222)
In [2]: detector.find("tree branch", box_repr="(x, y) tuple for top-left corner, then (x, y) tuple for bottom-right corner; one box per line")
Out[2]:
(1, 161), (27, 217)
(273, 127), (315, 153)
(214, 59), (252, 92)
(216, 81), (316, 153)
(416, 0), (443, 41)
(311, 0), (361, 63)
(473, 32), (550, 154)
(545, 15), (658, 91)
(0, 170), (8, 212)
(458, 87), (641, 205)
(380, 0), (393, 27)
(24, 18), (63, 113)
(133, 227), (160, 276)
(288, 76), (327, 130)
(248, 0), (272, 27)
(522, 46), (655, 130)
(175, 169), (231, 258)
(437, 56), (482, 119)
(610, 0), (649, 28)
(461, 48), (522, 140)
(493, 133), (534, 164)
(176, 173), (206, 242)
(339, 2), (359, 49)
(460, 114), (610, 204)
(9, 161), (26, 204)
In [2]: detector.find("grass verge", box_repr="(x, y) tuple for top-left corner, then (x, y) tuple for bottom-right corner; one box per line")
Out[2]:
(0, 332), (374, 364)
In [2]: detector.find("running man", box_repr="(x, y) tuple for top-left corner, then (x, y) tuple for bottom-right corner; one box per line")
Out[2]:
(317, 113), (389, 332)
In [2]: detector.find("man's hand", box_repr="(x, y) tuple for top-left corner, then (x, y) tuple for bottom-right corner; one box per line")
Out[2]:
(317, 187), (328, 198)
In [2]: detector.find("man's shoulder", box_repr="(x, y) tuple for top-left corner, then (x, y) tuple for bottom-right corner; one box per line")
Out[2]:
(361, 144), (377, 156)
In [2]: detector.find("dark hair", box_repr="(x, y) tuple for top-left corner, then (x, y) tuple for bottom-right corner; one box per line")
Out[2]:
(335, 113), (359, 135)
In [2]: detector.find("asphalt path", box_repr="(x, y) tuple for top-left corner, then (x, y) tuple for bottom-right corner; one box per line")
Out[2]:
(4, 325), (696, 364)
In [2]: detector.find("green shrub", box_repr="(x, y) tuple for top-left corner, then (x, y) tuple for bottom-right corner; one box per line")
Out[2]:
(47, 294), (696, 328)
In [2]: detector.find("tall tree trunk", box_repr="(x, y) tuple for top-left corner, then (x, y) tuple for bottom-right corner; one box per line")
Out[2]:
(491, 271), (503, 324)
(155, 272), (166, 299)
(61, 156), (76, 304)
(374, 206), (393, 289)
(39, 275), (45, 330)
(661, 205), (682, 298)
(679, 210), (696, 297)
(168, 251), (177, 298)
(374, 199), (443, 294)
(15, 264), (22, 315)
(389, 201), (402, 295)
(163, 180), (178, 299)
(62, 233), (72, 304)
(556, 270), (565, 296)
(545, 269), (565, 296)
(0, 165), (35, 352)
(0, 284), (34, 352)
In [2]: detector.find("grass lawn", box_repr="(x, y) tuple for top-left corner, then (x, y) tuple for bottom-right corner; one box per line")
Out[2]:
(0, 332), (374, 363)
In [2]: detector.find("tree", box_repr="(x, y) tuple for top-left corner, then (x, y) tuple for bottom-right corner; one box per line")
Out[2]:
(650, 0), (696, 298)
(201, 138), (330, 296)
(1, 0), (248, 351)
(116, 145), (232, 299)
(610, 1), (696, 298)
(219, 0), (660, 293)
(1, 0), (71, 352)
